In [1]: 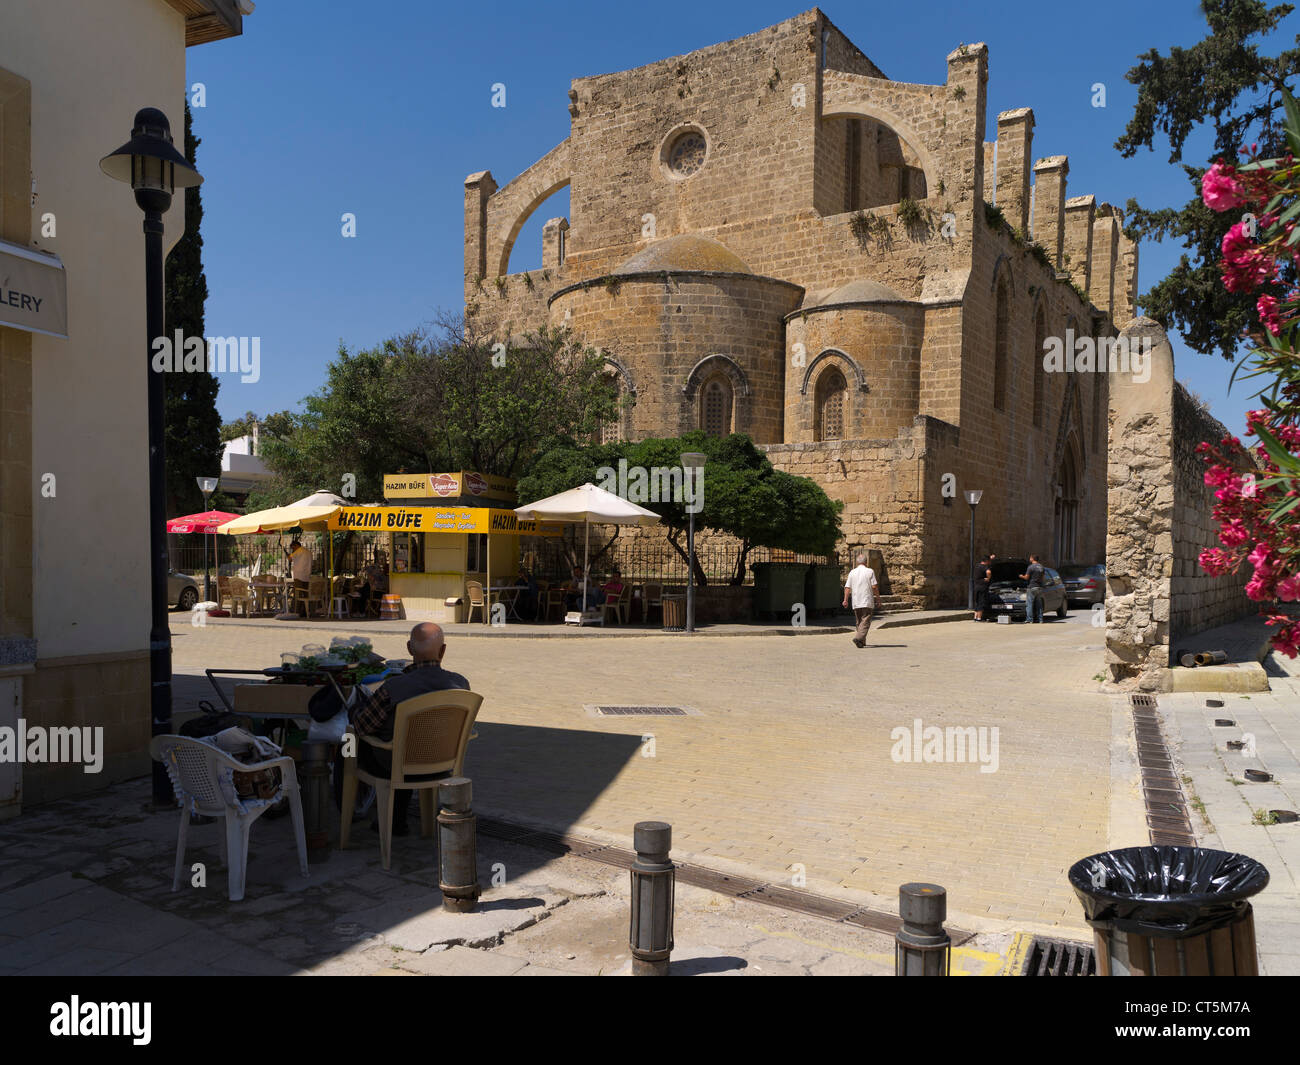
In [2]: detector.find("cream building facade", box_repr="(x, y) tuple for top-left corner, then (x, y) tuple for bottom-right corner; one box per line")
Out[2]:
(0, 0), (247, 811)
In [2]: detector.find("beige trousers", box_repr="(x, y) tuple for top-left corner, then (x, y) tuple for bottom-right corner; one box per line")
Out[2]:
(853, 607), (873, 642)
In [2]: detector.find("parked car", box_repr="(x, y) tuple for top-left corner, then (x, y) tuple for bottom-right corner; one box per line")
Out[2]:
(1058, 563), (1106, 607)
(167, 570), (200, 611)
(986, 558), (1068, 621)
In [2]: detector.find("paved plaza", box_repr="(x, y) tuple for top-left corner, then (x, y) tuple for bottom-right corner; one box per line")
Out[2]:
(172, 610), (1142, 935)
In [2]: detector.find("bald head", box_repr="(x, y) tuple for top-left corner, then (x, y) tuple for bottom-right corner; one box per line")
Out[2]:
(408, 622), (446, 664)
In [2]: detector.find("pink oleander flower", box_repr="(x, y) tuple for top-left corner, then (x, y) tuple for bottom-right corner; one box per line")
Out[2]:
(1199, 548), (1238, 576)
(1220, 521), (1251, 548)
(1248, 542), (1274, 570)
(1259, 294), (1284, 335)
(1202, 163), (1249, 211)
(1276, 574), (1300, 601)
(1272, 620), (1300, 658)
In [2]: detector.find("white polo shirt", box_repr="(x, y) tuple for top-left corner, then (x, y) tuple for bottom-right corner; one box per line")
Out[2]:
(845, 565), (877, 609)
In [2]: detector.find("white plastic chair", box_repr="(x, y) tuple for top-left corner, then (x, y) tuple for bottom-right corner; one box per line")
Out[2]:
(151, 735), (309, 901)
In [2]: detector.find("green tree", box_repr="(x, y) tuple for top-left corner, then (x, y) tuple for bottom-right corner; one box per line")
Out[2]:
(164, 102), (223, 516)
(1117, 0), (1300, 358)
(517, 431), (843, 585)
(220, 409), (294, 443)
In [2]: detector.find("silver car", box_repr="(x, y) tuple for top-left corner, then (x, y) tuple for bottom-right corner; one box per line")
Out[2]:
(1058, 563), (1106, 607)
(167, 570), (200, 611)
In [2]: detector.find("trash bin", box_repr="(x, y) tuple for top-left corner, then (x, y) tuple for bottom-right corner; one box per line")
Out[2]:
(751, 562), (810, 619)
(1067, 846), (1269, 975)
(804, 563), (845, 616)
(661, 594), (686, 631)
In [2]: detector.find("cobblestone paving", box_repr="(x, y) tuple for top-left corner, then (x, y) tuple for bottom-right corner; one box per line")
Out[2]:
(172, 611), (1138, 934)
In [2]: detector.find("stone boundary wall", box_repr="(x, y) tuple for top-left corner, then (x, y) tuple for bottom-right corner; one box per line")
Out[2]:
(1170, 382), (1254, 643)
(1105, 319), (1256, 690)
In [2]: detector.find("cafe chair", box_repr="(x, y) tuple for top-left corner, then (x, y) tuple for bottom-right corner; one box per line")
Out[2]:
(306, 576), (328, 617)
(226, 576), (253, 618)
(338, 690), (483, 870)
(601, 583), (633, 625)
(643, 583), (663, 621)
(543, 583), (567, 622)
(465, 580), (489, 623)
(150, 735), (309, 902)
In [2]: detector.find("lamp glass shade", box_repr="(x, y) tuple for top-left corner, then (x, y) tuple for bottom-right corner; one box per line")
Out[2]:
(964, 489), (984, 506)
(196, 476), (219, 494)
(680, 451), (707, 469)
(99, 108), (202, 191)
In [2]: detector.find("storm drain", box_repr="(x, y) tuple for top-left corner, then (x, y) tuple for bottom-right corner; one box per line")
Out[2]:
(1130, 693), (1158, 709)
(592, 705), (688, 716)
(1127, 694), (1198, 846)
(1023, 936), (1096, 976)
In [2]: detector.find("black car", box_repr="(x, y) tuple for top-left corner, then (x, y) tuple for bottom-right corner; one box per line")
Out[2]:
(985, 558), (1068, 621)
(1058, 563), (1106, 607)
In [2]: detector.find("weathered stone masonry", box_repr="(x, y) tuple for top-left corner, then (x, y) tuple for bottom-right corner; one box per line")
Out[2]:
(463, 9), (1140, 605)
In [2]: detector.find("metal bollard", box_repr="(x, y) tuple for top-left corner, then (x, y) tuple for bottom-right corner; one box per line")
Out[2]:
(298, 740), (333, 856)
(629, 821), (675, 976)
(895, 883), (951, 976)
(437, 778), (480, 912)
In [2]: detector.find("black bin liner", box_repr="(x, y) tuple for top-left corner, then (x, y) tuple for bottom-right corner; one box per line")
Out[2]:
(1068, 846), (1269, 937)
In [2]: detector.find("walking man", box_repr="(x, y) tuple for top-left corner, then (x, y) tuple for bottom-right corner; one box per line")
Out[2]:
(1021, 553), (1046, 624)
(843, 552), (879, 648)
(972, 552), (992, 621)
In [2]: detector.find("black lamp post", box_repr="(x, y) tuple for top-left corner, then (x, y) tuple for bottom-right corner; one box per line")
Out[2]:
(681, 452), (706, 634)
(964, 489), (983, 611)
(100, 108), (203, 806)
(197, 476), (218, 602)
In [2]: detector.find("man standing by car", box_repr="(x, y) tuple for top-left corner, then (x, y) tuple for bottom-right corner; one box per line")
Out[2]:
(842, 552), (879, 648)
(1021, 554), (1046, 624)
(972, 552), (992, 622)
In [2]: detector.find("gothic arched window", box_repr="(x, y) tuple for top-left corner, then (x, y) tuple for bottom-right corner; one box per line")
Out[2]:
(815, 367), (847, 441)
(701, 376), (732, 436)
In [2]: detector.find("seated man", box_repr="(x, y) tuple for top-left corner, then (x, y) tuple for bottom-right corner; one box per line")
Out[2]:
(357, 551), (389, 614)
(563, 565), (595, 611)
(601, 567), (624, 606)
(339, 622), (470, 835)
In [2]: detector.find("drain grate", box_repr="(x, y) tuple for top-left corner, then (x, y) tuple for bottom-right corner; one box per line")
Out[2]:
(593, 705), (688, 716)
(1023, 936), (1096, 976)
(1130, 693), (1158, 708)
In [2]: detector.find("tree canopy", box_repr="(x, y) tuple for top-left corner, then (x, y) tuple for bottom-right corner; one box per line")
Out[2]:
(517, 431), (843, 585)
(247, 318), (619, 508)
(1117, 0), (1300, 358)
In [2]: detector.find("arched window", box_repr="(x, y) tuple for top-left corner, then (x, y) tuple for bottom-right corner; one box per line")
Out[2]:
(993, 278), (1010, 411)
(596, 373), (623, 444)
(1032, 305), (1047, 428)
(815, 367), (847, 441)
(700, 376), (732, 436)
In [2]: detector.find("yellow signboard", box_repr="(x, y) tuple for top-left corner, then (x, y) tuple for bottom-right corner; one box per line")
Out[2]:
(382, 471), (517, 502)
(329, 506), (558, 535)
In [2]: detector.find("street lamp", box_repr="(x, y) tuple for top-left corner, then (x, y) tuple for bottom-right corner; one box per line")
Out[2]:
(100, 108), (203, 806)
(964, 489), (984, 611)
(680, 452), (707, 633)
(197, 476), (219, 602)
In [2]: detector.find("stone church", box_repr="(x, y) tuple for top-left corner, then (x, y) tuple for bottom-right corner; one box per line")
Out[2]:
(463, 9), (1139, 606)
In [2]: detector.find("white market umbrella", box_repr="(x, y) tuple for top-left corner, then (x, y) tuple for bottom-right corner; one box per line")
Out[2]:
(515, 483), (660, 614)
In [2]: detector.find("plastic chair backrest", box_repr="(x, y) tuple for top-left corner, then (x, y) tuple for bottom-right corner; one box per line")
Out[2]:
(150, 735), (251, 814)
(645, 583), (662, 603)
(389, 689), (483, 780)
(466, 581), (485, 606)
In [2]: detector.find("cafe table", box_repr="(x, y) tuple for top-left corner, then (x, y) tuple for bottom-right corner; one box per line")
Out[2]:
(204, 667), (348, 857)
(488, 584), (528, 621)
(250, 577), (289, 616)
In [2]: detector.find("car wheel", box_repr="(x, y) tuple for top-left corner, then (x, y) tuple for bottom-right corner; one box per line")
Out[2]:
(177, 587), (198, 611)
(1057, 598), (1068, 618)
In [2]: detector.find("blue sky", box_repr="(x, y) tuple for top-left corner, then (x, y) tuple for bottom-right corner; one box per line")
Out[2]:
(187, 0), (1298, 436)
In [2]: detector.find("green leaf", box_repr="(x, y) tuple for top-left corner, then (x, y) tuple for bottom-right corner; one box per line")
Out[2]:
(1254, 422), (1300, 475)
(1283, 88), (1300, 155)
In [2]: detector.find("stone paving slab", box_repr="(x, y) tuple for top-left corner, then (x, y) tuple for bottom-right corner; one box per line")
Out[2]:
(168, 612), (1135, 934)
(1158, 651), (1300, 976)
